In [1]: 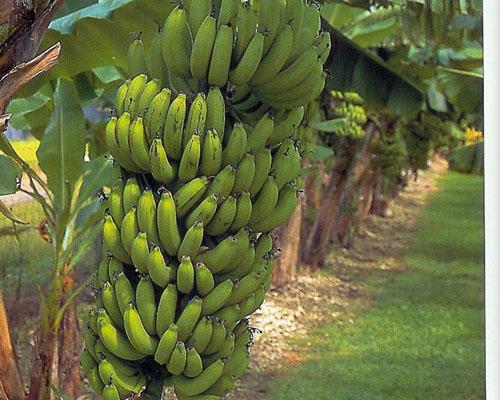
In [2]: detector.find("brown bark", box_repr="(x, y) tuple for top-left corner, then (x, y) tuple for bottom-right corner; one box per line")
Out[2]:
(27, 329), (57, 400)
(370, 170), (388, 216)
(272, 195), (304, 287)
(0, 289), (25, 400)
(357, 169), (376, 223)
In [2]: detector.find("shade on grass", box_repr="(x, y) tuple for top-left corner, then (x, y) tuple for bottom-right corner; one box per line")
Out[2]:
(266, 172), (484, 400)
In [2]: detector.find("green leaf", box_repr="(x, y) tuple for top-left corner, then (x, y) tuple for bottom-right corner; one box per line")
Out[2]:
(311, 118), (349, 132)
(310, 145), (335, 162)
(0, 225), (36, 237)
(427, 82), (448, 113)
(0, 155), (21, 195)
(37, 78), (87, 210)
(0, 200), (28, 224)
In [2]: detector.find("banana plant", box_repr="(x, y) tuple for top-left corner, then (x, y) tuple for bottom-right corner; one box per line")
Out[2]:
(0, 77), (118, 400)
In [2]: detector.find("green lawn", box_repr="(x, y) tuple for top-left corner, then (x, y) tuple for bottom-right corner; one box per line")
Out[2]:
(265, 172), (485, 400)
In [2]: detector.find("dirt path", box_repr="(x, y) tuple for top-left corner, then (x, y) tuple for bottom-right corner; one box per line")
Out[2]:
(227, 157), (448, 400)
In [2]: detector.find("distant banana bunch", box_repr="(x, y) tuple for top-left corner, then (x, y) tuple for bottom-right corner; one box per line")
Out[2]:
(330, 91), (367, 139)
(83, 1), (329, 399)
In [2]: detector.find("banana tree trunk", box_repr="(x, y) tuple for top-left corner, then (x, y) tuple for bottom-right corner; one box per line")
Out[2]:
(0, 288), (24, 400)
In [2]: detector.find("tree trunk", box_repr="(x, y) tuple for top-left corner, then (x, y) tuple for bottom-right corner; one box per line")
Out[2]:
(370, 170), (388, 216)
(27, 329), (57, 400)
(272, 194), (304, 287)
(0, 289), (25, 400)
(57, 303), (81, 398)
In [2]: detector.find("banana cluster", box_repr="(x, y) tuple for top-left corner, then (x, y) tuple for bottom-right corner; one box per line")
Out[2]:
(127, 0), (329, 111)
(84, 1), (329, 398)
(330, 91), (367, 139)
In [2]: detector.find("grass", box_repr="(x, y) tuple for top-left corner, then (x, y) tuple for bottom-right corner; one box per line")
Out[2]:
(265, 172), (485, 400)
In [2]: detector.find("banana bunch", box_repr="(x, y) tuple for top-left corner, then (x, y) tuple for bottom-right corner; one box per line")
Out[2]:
(84, 1), (328, 398)
(328, 91), (367, 139)
(126, 0), (330, 110)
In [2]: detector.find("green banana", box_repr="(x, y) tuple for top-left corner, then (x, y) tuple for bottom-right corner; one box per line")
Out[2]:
(101, 281), (124, 328)
(176, 296), (203, 341)
(229, 192), (252, 232)
(285, 0), (305, 44)
(167, 341), (187, 376)
(122, 178), (142, 212)
(267, 72), (325, 110)
(185, 347), (204, 378)
(150, 138), (176, 184)
(130, 232), (150, 274)
(195, 263), (215, 297)
(206, 88), (226, 140)
(173, 359), (224, 397)
(226, 270), (262, 306)
(186, 316), (213, 353)
(188, 0), (212, 37)
(94, 339), (139, 377)
(249, 147), (272, 197)
(206, 165), (236, 202)
(251, 184), (298, 232)
(124, 74), (149, 118)
(203, 332), (234, 365)
(258, 0), (284, 55)
(268, 107), (305, 146)
(200, 129), (223, 177)
(136, 276), (157, 335)
(229, 31), (264, 86)
(103, 214), (132, 264)
(136, 79), (161, 118)
(120, 206), (139, 256)
(222, 123), (247, 167)
(179, 131), (201, 182)
(286, 3), (321, 65)
(205, 196), (237, 236)
(108, 180), (124, 228)
(144, 88), (172, 141)
(98, 358), (146, 394)
(116, 112), (141, 171)
(105, 117), (141, 172)
(162, 6), (193, 79)
(201, 279), (234, 316)
(156, 284), (178, 336)
(148, 245), (174, 287)
(202, 318), (226, 355)
(114, 272), (135, 315)
(218, 0), (238, 26)
(146, 30), (169, 86)
(234, 2), (258, 62)
(208, 24), (233, 87)
(247, 113), (274, 151)
(184, 93), (207, 145)
(157, 190), (182, 257)
(84, 328), (99, 361)
(173, 177), (211, 218)
(197, 235), (237, 273)
(186, 194), (219, 228)
(177, 256), (195, 294)
(248, 176), (279, 226)
(164, 93), (187, 161)
(123, 303), (158, 355)
(271, 139), (301, 190)
(213, 305), (240, 331)
(178, 221), (204, 261)
(115, 80), (130, 116)
(232, 152), (255, 194)
(97, 317), (145, 361)
(88, 310), (99, 334)
(102, 383), (120, 400)
(191, 15), (217, 79)
(137, 189), (161, 247)
(127, 38), (147, 77)
(154, 324), (178, 365)
(255, 232), (273, 259)
(203, 374), (235, 397)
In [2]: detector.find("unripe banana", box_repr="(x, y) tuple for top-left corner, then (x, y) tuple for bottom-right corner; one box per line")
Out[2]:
(101, 281), (124, 328)
(137, 189), (161, 247)
(208, 24), (233, 87)
(201, 279), (234, 316)
(84, 328), (99, 361)
(187, 0), (211, 37)
(226, 270), (262, 306)
(234, 2), (258, 62)
(271, 139), (301, 190)
(176, 296), (203, 341)
(146, 30), (169, 87)
(173, 359), (224, 397)
(203, 332), (234, 365)
(123, 303), (158, 355)
(102, 383), (120, 400)
(229, 31), (264, 86)
(232, 152), (255, 194)
(268, 107), (305, 146)
(98, 358), (146, 395)
(115, 80), (130, 116)
(178, 221), (204, 261)
(108, 180), (125, 228)
(136, 276), (157, 335)
(185, 347), (204, 378)
(96, 256), (111, 287)
(86, 367), (105, 396)
(173, 177), (211, 218)
(223, 346), (250, 377)
(103, 214), (132, 264)
(179, 131), (201, 182)
(97, 317), (145, 361)
(148, 245), (174, 287)
(186, 316), (213, 353)
(144, 88), (172, 142)
(122, 177), (142, 212)
(285, 0), (304, 44)
(218, 0), (238, 26)
(124, 74), (148, 118)
(162, 6), (192, 79)
(286, 3), (321, 66)
(127, 38), (147, 77)
(247, 113), (274, 151)
(150, 138), (176, 184)
(191, 15), (217, 79)
(251, 184), (298, 232)
(155, 324), (178, 365)
(249, 147), (272, 198)
(197, 235), (237, 273)
(202, 318), (226, 355)
(258, 0), (285, 55)
(157, 190), (182, 257)
(203, 374), (235, 397)
(121, 206), (139, 256)
(186, 194), (219, 228)
(136, 79), (161, 119)
(205, 196), (237, 236)
(156, 284), (178, 336)
(167, 341), (187, 376)
(206, 88), (226, 140)
(88, 309), (99, 334)
(222, 123), (247, 167)
(248, 176), (279, 227)
(130, 232), (150, 274)
(229, 192), (252, 232)
(177, 256), (195, 294)
(206, 165), (236, 202)
(105, 117), (142, 173)
(114, 272), (135, 315)
(200, 129), (223, 177)
(116, 112), (142, 171)
(164, 93), (187, 161)
(184, 93), (207, 146)
(195, 263), (215, 297)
